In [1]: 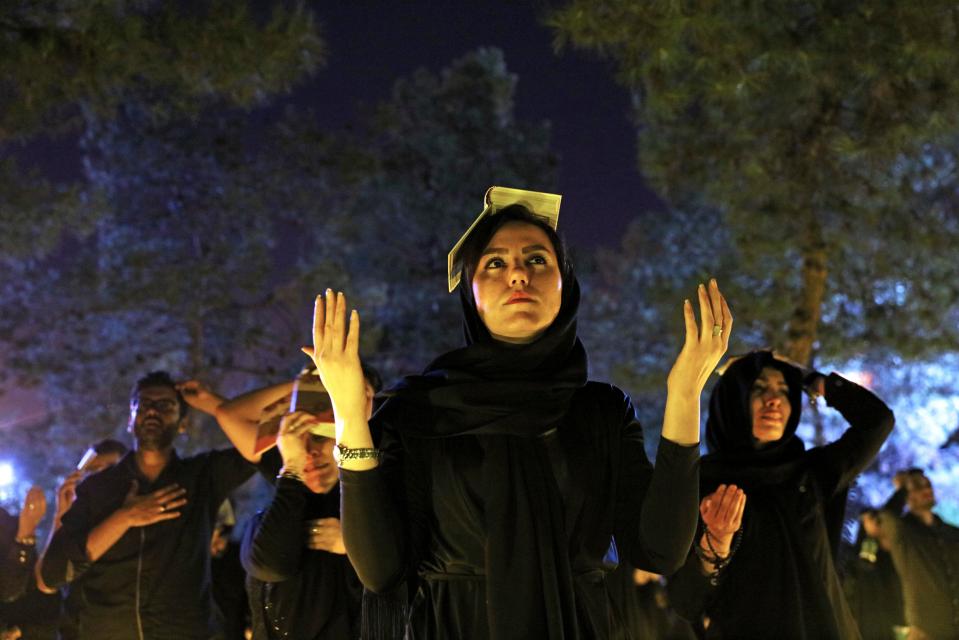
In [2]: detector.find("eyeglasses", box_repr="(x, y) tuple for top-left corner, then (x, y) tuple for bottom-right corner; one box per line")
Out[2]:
(135, 399), (179, 414)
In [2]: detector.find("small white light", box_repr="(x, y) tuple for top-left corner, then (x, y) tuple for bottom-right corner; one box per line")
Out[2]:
(0, 462), (14, 487)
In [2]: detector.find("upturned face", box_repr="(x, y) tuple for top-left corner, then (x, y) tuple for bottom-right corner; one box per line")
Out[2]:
(128, 386), (183, 451)
(470, 221), (563, 344)
(749, 367), (792, 444)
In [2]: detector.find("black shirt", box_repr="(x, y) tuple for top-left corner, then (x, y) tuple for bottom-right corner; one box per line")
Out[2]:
(242, 477), (362, 640)
(41, 449), (256, 640)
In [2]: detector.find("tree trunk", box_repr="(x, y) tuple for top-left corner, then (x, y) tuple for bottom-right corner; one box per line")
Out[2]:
(782, 217), (828, 367)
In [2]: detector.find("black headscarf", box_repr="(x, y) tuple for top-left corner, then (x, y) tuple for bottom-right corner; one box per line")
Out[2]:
(375, 257), (589, 638)
(702, 350), (806, 489)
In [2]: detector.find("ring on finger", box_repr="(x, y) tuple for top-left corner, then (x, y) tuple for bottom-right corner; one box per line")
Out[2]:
(158, 504), (166, 512)
(712, 325), (723, 337)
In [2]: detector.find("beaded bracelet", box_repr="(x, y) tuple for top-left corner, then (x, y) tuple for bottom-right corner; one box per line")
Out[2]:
(694, 524), (743, 586)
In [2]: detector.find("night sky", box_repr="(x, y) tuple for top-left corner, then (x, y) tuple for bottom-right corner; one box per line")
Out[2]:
(15, 1), (666, 248)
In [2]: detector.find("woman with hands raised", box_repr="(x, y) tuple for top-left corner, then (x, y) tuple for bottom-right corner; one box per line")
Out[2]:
(668, 351), (895, 639)
(305, 190), (732, 639)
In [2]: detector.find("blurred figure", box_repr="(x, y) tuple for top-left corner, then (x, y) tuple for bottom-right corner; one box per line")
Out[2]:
(0, 487), (46, 639)
(38, 371), (262, 640)
(879, 469), (959, 640)
(607, 563), (697, 640)
(31, 440), (129, 640)
(210, 500), (250, 640)
(207, 366), (379, 639)
(1, 487), (45, 601)
(1, 440), (128, 640)
(843, 509), (904, 640)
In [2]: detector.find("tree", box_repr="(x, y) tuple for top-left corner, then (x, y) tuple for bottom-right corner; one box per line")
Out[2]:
(0, 1), (324, 497)
(551, 1), (959, 367)
(258, 47), (559, 379)
(0, 0), (323, 141)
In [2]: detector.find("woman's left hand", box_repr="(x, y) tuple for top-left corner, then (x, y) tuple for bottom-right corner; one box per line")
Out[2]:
(667, 278), (732, 397)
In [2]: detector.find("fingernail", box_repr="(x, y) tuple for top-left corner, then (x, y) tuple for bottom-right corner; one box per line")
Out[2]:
(338, 291), (344, 297)
(684, 298), (690, 306)
(699, 283), (705, 291)
(326, 288), (332, 295)
(710, 278), (717, 286)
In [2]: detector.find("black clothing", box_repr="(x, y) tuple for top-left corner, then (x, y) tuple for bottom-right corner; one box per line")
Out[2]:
(842, 536), (904, 640)
(0, 507), (34, 604)
(881, 488), (959, 639)
(343, 382), (699, 639)
(242, 477), (362, 640)
(343, 271), (699, 638)
(669, 353), (894, 640)
(0, 577), (61, 640)
(41, 449), (256, 640)
(211, 540), (250, 640)
(606, 565), (696, 640)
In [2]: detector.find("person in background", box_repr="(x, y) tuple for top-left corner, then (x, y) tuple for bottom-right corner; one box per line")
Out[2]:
(1, 487), (46, 640)
(842, 508), (904, 640)
(879, 469), (959, 640)
(668, 351), (894, 639)
(210, 500), (250, 640)
(199, 365), (379, 639)
(21, 441), (127, 640)
(39, 371), (261, 640)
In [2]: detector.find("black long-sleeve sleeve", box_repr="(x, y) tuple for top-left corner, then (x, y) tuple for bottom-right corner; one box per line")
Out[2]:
(811, 373), (895, 497)
(241, 477), (311, 583)
(40, 479), (102, 590)
(339, 425), (425, 594)
(614, 397), (700, 575)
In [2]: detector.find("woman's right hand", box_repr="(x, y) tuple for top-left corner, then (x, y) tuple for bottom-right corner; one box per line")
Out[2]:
(302, 290), (369, 431)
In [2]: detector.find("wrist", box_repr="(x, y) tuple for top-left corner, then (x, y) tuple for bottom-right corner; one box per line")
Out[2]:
(701, 531), (731, 556)
(278, 465), (305, 482)
(16, 525), (37, 540)
(14, 533), (37, 546)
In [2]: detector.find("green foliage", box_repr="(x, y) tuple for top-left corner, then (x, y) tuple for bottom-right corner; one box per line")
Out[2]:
(258, 48), (558, 377)
(551, 1), (959, 368)
(0, 0), (324, 140)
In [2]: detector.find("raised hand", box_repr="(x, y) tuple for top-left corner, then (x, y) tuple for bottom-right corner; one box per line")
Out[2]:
(304, 517), (346, 554)
(17, 486), (46, 538)
(176, 379), (224, 416)
(120, 482), (188, 527)
(701, 484), (746, 550)
(301, 290), (369, 432)
(56, 470), (83, 521)
(667, 278), (733, 397)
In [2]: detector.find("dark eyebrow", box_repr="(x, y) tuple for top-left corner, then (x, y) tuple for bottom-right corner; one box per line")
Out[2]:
(480, 244), (553, 257)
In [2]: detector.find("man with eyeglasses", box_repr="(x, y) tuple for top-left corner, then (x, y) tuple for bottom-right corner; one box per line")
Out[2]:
(878, 468), (959, 640)
(39, 371), (259, 640)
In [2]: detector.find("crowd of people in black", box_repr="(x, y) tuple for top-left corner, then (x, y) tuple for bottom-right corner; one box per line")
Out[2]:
(1, 187), (957, 640)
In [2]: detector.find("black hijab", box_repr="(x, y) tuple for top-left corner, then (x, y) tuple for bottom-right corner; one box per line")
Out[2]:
(375, 219), (589, 639)
(702, 350), (806, 488)
(699, 351), (852, 638)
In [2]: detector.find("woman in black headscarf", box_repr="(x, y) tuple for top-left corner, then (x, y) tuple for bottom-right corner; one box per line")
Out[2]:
(668, 351), (895, 640)
(305, 189), (732, 638)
